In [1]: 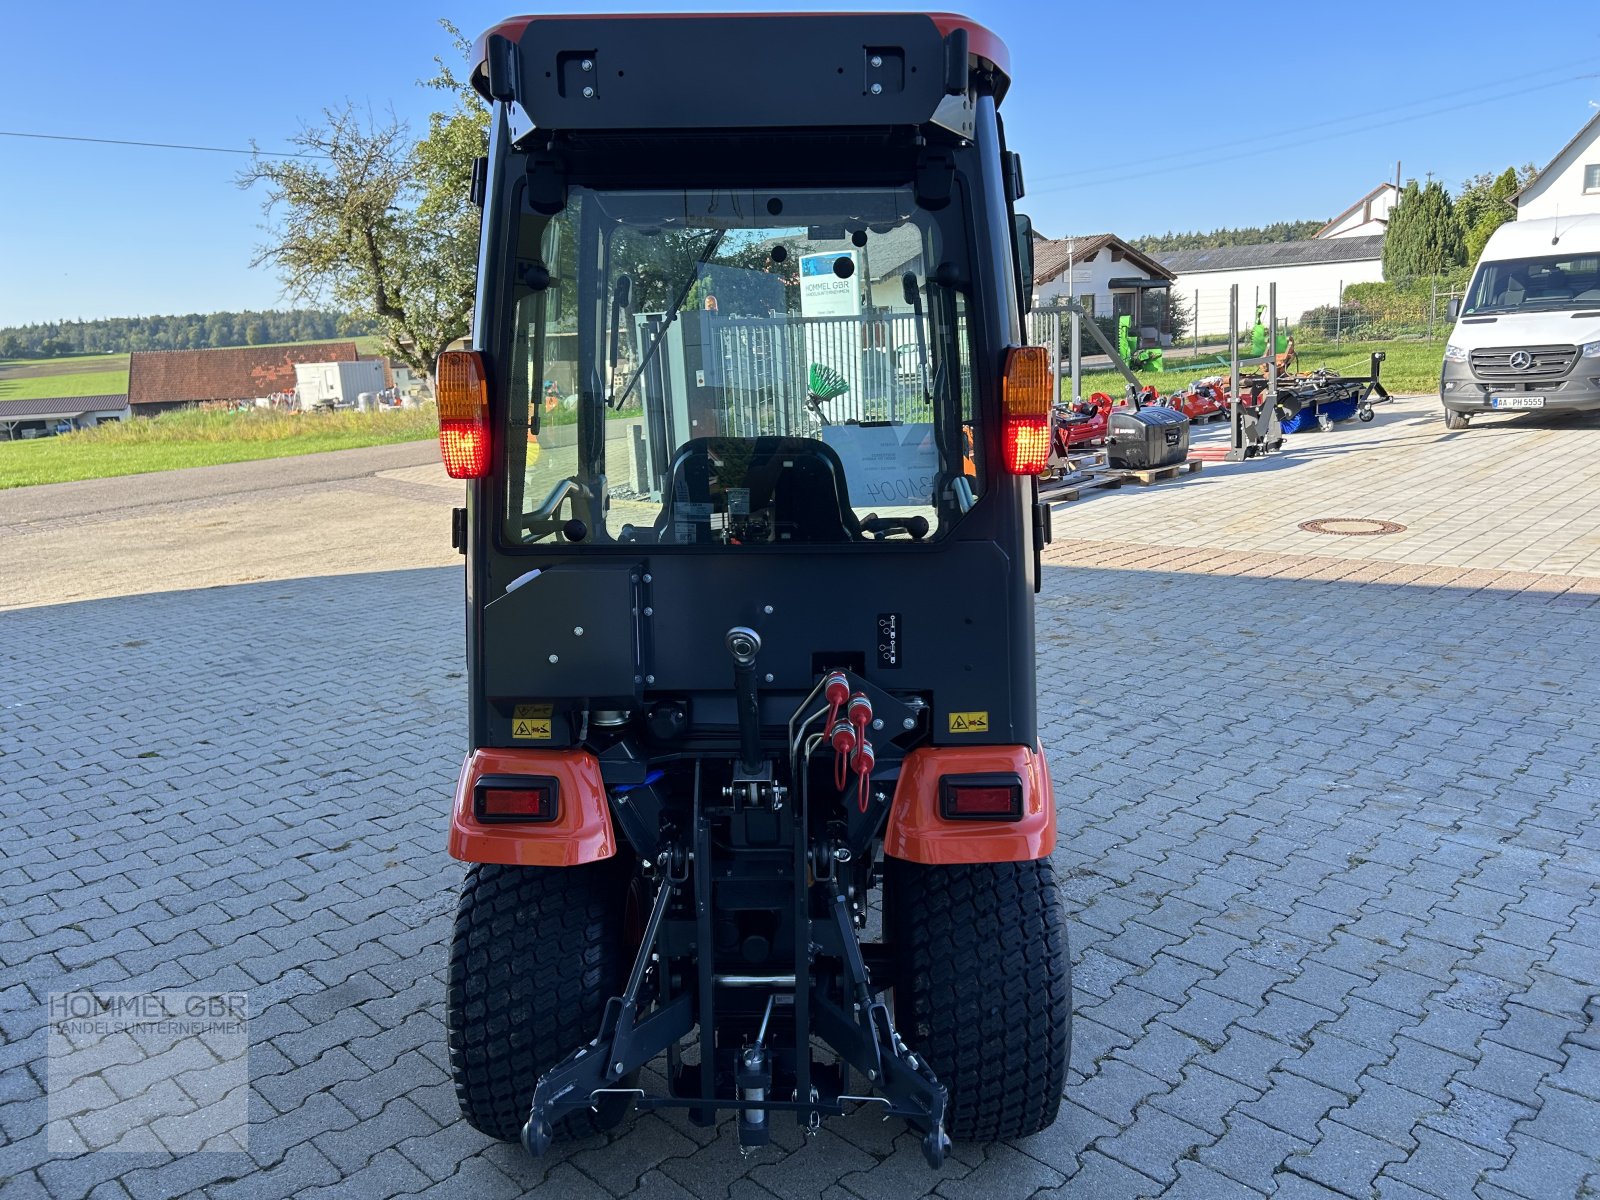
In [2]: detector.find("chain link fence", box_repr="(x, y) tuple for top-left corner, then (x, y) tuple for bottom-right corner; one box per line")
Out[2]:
(1290, 276), (1466, 343)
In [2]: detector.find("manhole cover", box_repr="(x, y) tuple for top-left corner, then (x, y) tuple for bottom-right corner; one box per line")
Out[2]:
(1298, 518), (1407, 536)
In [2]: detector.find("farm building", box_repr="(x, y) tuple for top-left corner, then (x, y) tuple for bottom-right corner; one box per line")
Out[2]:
(127, 343), (363, 413)
(1514, 109), (1600, 220)
(1029, 232), (1177, 346)
(1158, 233), (1386, 336)
(0, 395), (129, 441)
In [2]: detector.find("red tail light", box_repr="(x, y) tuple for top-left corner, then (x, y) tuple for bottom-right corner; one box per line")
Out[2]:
(939, 774), (1024, 821)
(1001, 345), (1051, 474)
(436, 350), (490, 479)
(474, 776), (559, 823)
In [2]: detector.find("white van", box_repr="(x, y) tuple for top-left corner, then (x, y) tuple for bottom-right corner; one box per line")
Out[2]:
(1440, 213), (1600, 429)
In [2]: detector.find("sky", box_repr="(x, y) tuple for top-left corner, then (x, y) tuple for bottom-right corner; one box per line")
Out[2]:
(2, 0), (1597, 327)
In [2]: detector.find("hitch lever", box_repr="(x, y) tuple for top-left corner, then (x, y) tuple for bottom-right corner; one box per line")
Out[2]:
(726, 626), (764, 776)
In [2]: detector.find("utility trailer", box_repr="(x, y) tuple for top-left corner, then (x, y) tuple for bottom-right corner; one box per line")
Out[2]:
(293, 359), (387, 411)
(436, 12), (1070, 1169)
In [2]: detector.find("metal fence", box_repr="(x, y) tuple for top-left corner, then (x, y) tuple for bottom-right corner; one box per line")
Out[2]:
(709, 311), (938, 435)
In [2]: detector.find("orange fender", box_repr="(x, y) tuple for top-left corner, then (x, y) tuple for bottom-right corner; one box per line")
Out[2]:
(883, 743), (1056, 865)
(448, 748), (616, 867)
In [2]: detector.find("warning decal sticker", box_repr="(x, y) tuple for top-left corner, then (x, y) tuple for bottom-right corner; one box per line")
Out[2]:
(947, 711), (990, 733)
(512, 704), (553, 740)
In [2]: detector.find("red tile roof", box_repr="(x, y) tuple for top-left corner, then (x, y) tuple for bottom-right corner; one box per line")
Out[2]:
(127, 343), (360, 407)
(1032, 234), (1175, 284)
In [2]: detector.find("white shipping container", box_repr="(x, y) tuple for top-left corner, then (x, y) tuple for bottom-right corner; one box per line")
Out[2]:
(294, 360), (388, 410)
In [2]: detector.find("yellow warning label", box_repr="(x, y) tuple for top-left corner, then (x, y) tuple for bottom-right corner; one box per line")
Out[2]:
(947, 711), (990, 733)
(512, 704), (553, 740)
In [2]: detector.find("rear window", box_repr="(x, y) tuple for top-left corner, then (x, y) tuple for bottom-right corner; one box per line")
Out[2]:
(500, 184), (982, 548)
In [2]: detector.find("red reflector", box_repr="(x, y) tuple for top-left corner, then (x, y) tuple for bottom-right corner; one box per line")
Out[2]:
(439, 421), (490, 479)
(1003, 416), (1051, 474)
(939, 774), (1024, 821)
(475, 782), (558, 823)
(949, 786), (1016, 814)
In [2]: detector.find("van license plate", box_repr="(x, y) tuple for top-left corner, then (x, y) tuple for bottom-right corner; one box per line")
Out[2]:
(1491, 395), (1544, 409)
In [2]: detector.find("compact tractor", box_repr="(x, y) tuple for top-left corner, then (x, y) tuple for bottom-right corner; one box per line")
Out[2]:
(437, 12), (1071, 1168)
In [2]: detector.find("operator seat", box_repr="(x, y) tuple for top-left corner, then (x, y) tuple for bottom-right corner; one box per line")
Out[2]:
(655, 436), (862, 544)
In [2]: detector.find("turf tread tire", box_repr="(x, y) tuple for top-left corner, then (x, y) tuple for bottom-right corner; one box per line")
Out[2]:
(447, 859), (630, 1142)
(887, 857), (1071, 1143)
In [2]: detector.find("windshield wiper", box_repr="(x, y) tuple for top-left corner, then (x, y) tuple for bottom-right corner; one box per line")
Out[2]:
(612, 228), (726, 410)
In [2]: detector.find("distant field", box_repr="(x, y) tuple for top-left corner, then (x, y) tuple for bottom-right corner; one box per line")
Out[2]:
(0, 353), (129, 379)
(0, 369), (129, 401)
(0, 405), (437, 489)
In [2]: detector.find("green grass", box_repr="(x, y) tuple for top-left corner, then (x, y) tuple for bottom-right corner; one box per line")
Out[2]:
(0, 352), (129, 373)
(0, 404), (439, 489)
(1069, 338), (1445, 399)
(0, 368), (129, 400)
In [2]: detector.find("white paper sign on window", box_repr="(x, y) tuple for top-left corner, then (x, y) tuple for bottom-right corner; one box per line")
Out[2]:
(821, 422), (939, 507)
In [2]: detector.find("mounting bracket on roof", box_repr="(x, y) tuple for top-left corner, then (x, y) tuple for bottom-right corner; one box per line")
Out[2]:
(942, 27), (969, 95)
(485, 34), (519, 101)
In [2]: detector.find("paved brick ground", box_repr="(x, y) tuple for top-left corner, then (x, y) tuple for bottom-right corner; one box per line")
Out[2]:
(5, 405), (1600, 1197)
(3, 538), (1597, 1198)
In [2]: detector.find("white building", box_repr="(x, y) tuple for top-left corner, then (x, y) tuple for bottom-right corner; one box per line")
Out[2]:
(1514, 110), (1600, 221)
(0, 394), (129, 440)
(1316, 182), (1399, 239)
(1028, 232), (1178, 348)
(1158, 236), (1386, 335)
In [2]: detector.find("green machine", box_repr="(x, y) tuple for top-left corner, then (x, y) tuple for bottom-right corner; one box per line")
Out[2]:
(1117, 315), (1165, 372)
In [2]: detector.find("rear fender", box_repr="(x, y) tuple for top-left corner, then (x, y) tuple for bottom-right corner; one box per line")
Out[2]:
(448, 748), (616, 866)
(883, 742), (1055, 864)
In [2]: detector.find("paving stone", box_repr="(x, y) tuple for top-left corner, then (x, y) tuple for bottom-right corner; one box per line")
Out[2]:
(1146, 1064), (1260, 1137)
(1283, 1120), (1408, 1197)
(1197, 1111), (1310, 1194)
(1235, 1073), (1349, 1144)
(932, 1142), (1064, 1200)
(1031, 1150), (1159, 1199)
(1481, 1131), (1599, 1200)
(1378, 1128), (1510, 1199)
(1013, 1099), (1118, 1178)
(1072, 1058), (1172, 1127)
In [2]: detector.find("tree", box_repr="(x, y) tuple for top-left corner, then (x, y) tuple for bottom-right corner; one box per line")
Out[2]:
(1459, 167), (1520, 267)
(1130, 219), (1326, 254)
(239, 22), (486, 386)
(1382, 180), (1465, 281)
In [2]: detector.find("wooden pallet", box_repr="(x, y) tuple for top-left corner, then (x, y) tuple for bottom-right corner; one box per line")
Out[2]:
(1114, 458), (1204, 486)
(1039, 469), (1123, 503)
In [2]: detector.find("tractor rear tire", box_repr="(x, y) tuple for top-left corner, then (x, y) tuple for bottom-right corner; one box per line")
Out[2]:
(886, 858), (1071, 1142)
(447, 859), (635, 1142)
(1443, 406), (1470, 430)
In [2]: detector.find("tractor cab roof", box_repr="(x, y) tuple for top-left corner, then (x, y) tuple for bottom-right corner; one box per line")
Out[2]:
(471, 12), (1011, 122)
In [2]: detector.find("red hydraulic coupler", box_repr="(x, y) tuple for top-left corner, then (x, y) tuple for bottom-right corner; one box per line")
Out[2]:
(851, 740), (876, 813)
(829, 719), (857, 790)
(847, 692), (875, 811)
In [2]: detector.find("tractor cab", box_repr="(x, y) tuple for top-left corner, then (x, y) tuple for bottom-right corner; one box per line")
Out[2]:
(438, 12), (1070, 1169)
